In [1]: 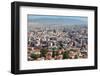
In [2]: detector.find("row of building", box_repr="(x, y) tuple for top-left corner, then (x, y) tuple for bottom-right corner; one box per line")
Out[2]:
(27, 25), (88, 61)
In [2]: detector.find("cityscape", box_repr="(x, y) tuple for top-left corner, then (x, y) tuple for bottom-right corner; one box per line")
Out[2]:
(27, 15), (88, 61)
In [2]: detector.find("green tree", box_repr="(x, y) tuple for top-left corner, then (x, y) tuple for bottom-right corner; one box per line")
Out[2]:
(63, 51), (69, 59)
(52, 51), (57, 57)
(52, 47), (57, 51)
(40, 48), (48, 57)
(31, 53), (40, 60)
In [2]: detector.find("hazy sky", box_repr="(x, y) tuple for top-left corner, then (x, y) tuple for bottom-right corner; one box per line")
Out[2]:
(28, 15), (88, 25)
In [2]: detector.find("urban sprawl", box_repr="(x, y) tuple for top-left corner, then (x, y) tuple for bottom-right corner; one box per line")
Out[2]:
(28, 24), (88, 61)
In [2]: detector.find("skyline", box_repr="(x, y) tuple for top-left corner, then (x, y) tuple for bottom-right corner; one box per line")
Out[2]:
(28, 15), (88, 25)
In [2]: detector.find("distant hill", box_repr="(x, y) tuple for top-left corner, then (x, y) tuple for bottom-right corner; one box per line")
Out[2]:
(28, 15), (88, 31)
